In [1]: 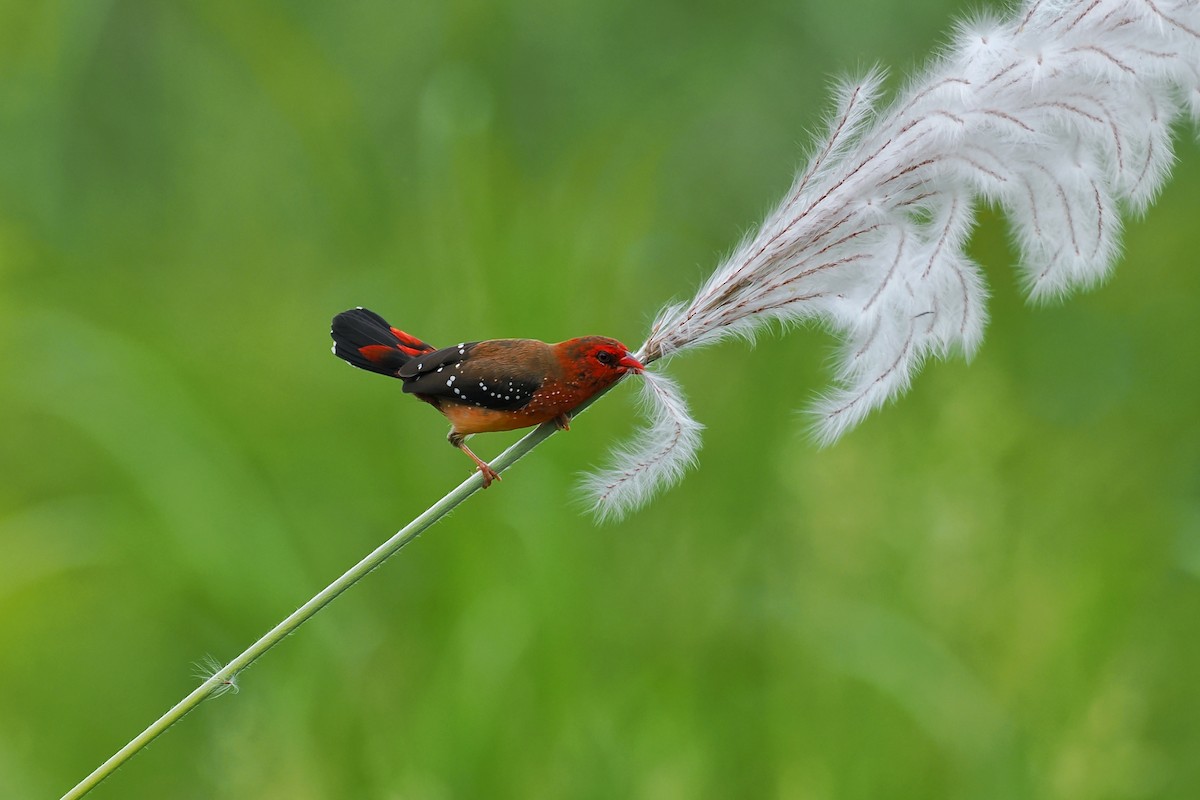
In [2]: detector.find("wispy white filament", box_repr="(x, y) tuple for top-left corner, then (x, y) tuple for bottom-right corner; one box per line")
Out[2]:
(192, 655), (239, 697)
(587, 0), (1200, 520)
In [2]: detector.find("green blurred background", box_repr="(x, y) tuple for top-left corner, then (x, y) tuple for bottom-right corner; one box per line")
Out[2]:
(2, 0), (1198, 797)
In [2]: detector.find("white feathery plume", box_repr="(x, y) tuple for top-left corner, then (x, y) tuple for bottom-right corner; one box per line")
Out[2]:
(586, 0), (1200, 520)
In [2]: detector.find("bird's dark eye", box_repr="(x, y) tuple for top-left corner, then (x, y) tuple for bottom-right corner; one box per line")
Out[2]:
(596, 350), (615, 366)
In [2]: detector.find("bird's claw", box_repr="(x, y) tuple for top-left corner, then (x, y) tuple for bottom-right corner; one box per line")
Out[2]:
(478, 464), (501, 489)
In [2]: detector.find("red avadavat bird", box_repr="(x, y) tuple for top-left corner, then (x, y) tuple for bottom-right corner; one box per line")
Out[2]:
(331, 307), (644, 487)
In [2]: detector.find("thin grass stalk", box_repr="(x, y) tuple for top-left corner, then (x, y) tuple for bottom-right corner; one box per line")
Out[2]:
(57, 374), (639, 800)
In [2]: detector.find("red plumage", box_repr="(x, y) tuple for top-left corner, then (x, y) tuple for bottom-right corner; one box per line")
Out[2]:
(331, 307), (643, 486)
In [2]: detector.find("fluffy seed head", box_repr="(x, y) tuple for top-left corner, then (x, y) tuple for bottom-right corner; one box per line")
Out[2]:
(584, 0), (1200, 520)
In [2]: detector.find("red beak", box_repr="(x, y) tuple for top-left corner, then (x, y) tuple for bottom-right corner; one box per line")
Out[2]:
(619, 353), (645, 373)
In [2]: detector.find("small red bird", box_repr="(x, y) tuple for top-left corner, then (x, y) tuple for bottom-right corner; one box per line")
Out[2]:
(331, 307), (644, 487)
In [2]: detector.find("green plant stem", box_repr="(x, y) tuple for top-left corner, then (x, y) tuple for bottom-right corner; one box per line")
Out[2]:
(58, 381), (634, 800)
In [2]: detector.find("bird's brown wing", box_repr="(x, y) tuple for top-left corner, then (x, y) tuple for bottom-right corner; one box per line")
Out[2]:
(400, 341), (542, 411)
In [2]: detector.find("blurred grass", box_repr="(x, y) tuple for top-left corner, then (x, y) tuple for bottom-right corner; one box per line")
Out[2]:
(1, 0), (1198, 798)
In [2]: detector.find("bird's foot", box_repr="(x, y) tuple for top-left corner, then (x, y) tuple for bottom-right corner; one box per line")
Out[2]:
(478, 463), (501, 489)
(553, 414), (572, 431)
(454, 435), (502, 489)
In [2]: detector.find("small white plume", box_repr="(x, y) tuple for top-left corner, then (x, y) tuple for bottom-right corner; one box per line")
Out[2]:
(586, 0), (1200, 520)
(582, 368), (703, 521)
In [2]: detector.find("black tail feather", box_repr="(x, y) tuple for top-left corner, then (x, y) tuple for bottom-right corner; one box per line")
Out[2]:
(330, 307), (435, 378)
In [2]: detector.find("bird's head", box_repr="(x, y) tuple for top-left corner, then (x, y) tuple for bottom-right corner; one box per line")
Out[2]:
(556, 336), (645, 391)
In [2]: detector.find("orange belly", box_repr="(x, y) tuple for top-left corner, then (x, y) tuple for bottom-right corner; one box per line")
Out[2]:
(438, 401), (564, 435)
